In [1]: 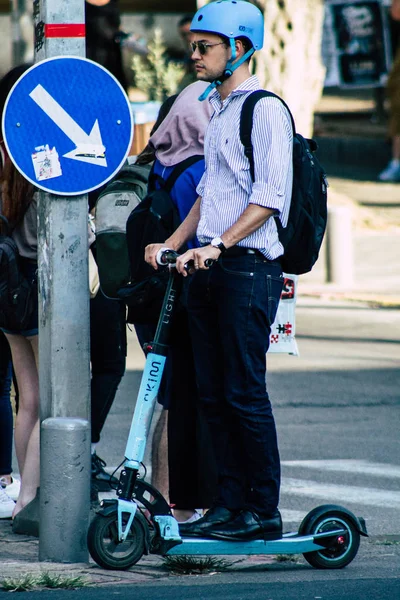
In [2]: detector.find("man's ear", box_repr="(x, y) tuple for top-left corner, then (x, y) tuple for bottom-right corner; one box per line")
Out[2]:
(235, 39), (245, 58)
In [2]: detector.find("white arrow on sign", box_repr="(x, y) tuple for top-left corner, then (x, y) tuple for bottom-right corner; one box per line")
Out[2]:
(29, 84), (107, 167)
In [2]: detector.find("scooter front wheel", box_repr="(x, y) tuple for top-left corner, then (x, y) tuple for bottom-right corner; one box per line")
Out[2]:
(299, 507), (360, 569)
(88, 510), (145, 570)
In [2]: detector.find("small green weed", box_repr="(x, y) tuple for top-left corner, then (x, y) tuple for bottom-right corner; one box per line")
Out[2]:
(37, 572), (88, 589)
(163, 555), (232, 575)
(275, 554), (300, 563)
(0, 571), (89, 592)
(1, 574), (37, 592)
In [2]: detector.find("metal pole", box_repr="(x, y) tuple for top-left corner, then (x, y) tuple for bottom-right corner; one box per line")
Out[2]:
(11, 0), (27, 66)
(33, 0), (91, 562)
(39, 419), (90, 563)
(325, 205), (355, 288)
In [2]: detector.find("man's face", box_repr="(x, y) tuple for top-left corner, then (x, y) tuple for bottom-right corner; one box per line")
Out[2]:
(190, 32), (230, 83)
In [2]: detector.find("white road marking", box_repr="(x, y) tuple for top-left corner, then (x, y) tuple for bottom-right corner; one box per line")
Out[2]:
(280, 509), (307, 523)
(281, 478), (400, 509)
(282, 460), (400, 479)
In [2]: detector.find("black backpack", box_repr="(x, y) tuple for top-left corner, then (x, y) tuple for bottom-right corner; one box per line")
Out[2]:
(95, 161), (152, 298)
(0, 215), (36, 331)
(120, 155), (203, 324)
(240, 90), (328, 275)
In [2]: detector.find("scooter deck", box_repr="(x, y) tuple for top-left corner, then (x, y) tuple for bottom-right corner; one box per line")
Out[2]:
(166, 530), (344, 556)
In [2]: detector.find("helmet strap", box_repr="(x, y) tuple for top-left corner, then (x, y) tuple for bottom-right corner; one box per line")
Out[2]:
(197, 41), (255, 102)
(224, 45), (255, 78)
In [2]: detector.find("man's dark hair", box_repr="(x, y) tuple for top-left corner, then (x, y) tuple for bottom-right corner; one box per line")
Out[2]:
(178, 14), (194, 28)
(237, 36), (252, 54)
(218, 35), (252, 63)
(0, 63), (32, 125)
(238, 36), (254, 63)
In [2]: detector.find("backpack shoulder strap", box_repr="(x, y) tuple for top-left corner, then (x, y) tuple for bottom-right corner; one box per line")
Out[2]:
(240, 90), (296, 182)
(147, 155), (204, 195)
(163, 155), (204, 193)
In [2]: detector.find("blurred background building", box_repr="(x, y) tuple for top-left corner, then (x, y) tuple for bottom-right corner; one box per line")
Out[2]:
(0, 1), (396, 168)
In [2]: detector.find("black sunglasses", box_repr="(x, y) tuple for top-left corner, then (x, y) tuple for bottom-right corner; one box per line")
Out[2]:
(190, 41), (225, 55)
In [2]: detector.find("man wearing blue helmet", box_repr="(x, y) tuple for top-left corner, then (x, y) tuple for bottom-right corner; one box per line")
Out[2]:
(145, 0), (293, 542)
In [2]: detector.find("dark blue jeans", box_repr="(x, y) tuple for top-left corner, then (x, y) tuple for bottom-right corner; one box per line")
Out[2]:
(187, 253), (283, 516)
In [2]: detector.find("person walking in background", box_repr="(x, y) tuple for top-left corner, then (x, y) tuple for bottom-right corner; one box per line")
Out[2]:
(146, 0), (292, 541)
(84, 0), (129, 495)
(85, 0), (128, 91)
(176, 14), (197, 93)
(378, 0), (400, 181)
(0, 64), (31, 519)
(0, 333), (20, 518)
(89, 287), (127, 494)
(0, 160), (39, 522)
(131, 81), (217, 523)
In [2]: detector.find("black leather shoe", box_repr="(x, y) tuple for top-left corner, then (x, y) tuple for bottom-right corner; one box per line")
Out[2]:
(179, 506), (237, 537)
(208, 509), (282, 541)
(91, 453), (119, 491)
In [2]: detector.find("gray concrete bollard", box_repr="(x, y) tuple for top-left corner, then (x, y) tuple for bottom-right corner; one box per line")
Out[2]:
(39, 418), (90, 563)
(325, 205), (354, 288)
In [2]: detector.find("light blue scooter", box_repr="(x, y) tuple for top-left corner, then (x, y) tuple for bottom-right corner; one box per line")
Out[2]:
(87, 250), (368, 571)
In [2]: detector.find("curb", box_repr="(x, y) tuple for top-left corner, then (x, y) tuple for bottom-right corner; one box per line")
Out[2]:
(298, 290), (400, 309)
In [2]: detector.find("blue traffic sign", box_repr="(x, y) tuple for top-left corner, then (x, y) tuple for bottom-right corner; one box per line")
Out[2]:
(3, 56), (133, 196)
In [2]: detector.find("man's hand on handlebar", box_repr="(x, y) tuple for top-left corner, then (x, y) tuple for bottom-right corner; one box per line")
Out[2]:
(145, 243), (172, 270)
(176, 245), (221, 277)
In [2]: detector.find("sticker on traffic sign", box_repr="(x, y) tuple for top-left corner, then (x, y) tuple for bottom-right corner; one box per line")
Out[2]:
(2, 56), (133, 196)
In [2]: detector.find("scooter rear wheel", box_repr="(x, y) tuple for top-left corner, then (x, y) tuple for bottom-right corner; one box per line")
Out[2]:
(299, 508), (360, 569)
(88, 510), (145, 570)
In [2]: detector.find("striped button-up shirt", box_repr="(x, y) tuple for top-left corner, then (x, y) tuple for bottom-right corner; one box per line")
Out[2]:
(196, 76), (293, 260)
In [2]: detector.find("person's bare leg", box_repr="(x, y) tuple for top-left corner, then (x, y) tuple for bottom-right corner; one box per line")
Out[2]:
(151, 409), (169, 502)
(173, 508), (199, 521)
(5, 334), (39, 476)
(393, 135), (400, 160)
(5, 334), (39, 517)
(13, 419), (39, 516)
(151, 409), (200, 522)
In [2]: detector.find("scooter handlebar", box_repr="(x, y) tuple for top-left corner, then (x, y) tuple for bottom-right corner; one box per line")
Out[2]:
(156, 248), (177, 265)
(156, 249), (214, 270)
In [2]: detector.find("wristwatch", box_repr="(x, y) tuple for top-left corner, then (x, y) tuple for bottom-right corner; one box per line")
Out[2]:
(210, 236), (227, 253)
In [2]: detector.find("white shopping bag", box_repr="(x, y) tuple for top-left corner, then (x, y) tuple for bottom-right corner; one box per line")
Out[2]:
(269, 274), (299, 356)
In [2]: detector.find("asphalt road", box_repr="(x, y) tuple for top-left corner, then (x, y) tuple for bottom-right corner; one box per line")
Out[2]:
(3, 578), (400, 600)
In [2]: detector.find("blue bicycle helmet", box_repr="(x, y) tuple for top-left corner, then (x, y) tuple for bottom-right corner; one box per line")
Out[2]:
(190, 1), (264, 99)
(191, 0), (264, 51)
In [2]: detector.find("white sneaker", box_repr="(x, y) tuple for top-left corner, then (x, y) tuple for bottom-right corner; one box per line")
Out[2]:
(0, 487), (15, 519)
(378, 159), (400, 182)
(0, 476), (21, 502)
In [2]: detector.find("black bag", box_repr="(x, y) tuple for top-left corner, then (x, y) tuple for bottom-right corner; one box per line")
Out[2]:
(240, 90), (328, 275)
(0, 215), (36, 331)
(120, 155), (203, 324)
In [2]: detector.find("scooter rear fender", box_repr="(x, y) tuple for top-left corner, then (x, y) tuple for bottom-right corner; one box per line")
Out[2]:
(299, 504), (368, 537)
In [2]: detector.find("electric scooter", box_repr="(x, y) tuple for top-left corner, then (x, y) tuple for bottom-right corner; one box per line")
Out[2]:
(87, 250), (368, 571)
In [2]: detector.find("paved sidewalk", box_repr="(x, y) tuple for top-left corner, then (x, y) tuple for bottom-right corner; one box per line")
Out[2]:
(298, 181), (400, 308)
(0, 516), (281, 587)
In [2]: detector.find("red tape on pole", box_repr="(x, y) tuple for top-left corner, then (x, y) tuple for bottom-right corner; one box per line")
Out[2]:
(45, 24), (86, 38)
